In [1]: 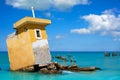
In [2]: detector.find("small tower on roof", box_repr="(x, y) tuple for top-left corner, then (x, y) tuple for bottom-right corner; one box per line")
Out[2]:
(6, 7), (51, 70)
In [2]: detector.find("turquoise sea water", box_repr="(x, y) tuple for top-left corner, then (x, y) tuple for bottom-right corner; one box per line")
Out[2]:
(0, 51), (120, 80)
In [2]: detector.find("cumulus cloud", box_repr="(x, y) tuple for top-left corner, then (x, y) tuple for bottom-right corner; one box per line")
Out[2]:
(52, 0), (89, 11)
(102, 8), (120, 15)
(55, 35), (65, 39)
(6, 0), (89, 11)
(71, 9), (120, 37)
(71, 28), (90, 34)
(6, 0), (52, 10)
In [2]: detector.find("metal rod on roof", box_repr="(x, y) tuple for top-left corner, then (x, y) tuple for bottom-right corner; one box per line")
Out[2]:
(31, 6), (36, 18)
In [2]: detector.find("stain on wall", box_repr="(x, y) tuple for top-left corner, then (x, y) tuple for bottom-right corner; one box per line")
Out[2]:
(32, 39), (51, 64)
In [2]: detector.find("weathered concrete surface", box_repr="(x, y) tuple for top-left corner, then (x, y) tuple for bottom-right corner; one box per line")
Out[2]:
(32, 40), (51, 65)
(7, 31), (35, 71)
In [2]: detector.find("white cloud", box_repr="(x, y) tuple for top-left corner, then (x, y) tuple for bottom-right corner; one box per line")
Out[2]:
(114, 38), (120, 41)
(6, 0), (52, 10)
(52, 0), (89, 11)
(55, 35), (65, 39)
(102, 8), (120, 15)
(71, 9), (120, 38)
(43, 12), (65, 20)
(102, 8), (116, 14)
(44, 12), (51, 17)
(71, 28), (90, 34)
(111, 31), (120, 37)
(6, 0), (89, 11)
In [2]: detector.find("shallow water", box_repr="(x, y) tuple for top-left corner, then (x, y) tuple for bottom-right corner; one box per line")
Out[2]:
(0, 51), (120, 80)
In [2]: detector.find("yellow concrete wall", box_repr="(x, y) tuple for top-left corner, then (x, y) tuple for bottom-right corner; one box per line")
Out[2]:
(7, 21), (49, 70)
(28, 25), (48, 43)
(7, 23), (48, 70)
(17, 24), (48, 43)
(6, 29), (35, 70)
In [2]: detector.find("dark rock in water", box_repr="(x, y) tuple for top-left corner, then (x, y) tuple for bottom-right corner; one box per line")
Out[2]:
(112, 52), (118, 56)
(60, 65), (100, 72)
(19, 66), (34, 72)
(0, 67), (1, 70)
(19, 62), (101, 74)
(39, 68), (48, 72)
(39, 68), (61, 74)
(104, 52), (110, 57)
(54, 63), (101, 72)
(33, 65), (39, 72)
(39, 62), (62, 74)
(76, 67), (101, 71)
(47, 62), (57, 70)
(52, 56), (54, 59)
(55, 56), (68, 62)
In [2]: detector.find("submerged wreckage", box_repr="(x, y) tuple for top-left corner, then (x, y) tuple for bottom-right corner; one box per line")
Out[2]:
(6, 8), (100, 73)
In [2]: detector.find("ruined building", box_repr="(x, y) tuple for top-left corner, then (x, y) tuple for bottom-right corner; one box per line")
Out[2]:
(6, 17), (51, 70)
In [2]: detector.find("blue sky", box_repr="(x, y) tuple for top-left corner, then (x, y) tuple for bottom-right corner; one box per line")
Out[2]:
(0, 0), (120, 51)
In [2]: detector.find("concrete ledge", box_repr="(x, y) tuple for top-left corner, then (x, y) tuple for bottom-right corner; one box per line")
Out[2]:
(14, 17), (51, 29)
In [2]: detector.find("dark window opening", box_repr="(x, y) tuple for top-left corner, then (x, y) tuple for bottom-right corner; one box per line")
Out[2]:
(36, 30), (40, 38)
(15, 30), (18, 35)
